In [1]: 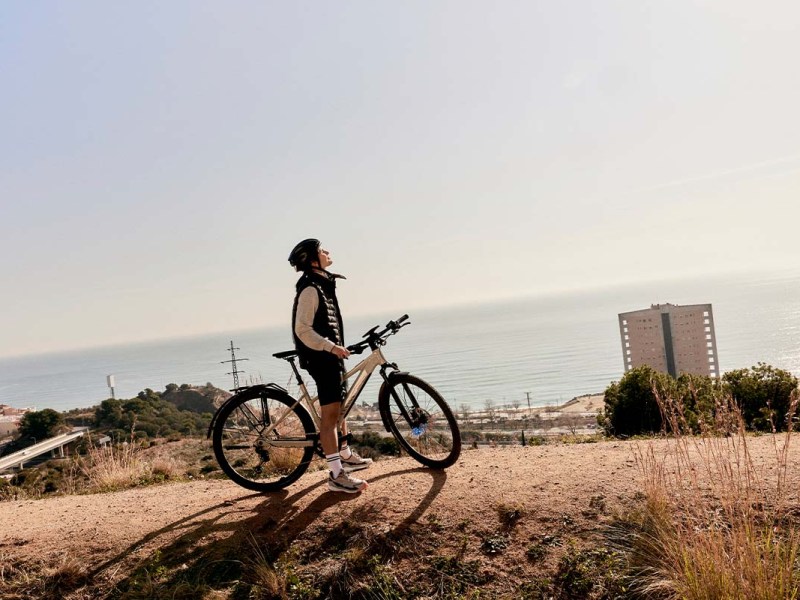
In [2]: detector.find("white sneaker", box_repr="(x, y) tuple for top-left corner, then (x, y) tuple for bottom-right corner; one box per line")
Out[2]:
(341, 449), (373, 473)
(328, 470), (368, 493)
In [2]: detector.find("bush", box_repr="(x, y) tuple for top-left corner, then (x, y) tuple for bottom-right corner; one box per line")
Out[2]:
(460, 430), (483, 442)
(601, 364), (798, 437)
(555, 545), (627, 599)
(348, 432), (400, 457)
(601, 366), (673, 437)
(722, 363), (799, 432)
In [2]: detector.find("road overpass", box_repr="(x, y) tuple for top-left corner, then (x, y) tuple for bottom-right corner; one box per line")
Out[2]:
(0, 428), (89, 472)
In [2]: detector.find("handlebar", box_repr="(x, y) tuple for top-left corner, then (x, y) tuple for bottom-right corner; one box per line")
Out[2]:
(346, 314), (410, 354)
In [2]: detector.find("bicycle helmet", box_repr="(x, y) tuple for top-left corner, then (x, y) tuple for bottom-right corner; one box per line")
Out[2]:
(288, 238), (321, 271)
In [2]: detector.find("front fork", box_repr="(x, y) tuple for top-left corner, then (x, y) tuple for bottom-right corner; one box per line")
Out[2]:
(380, 364), (427, 433)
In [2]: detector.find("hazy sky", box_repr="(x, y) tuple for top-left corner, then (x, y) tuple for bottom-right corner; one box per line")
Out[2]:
(2, 1), (799, 358)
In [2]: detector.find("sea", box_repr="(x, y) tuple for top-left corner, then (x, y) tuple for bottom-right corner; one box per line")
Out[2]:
(1, 271), (798, 414)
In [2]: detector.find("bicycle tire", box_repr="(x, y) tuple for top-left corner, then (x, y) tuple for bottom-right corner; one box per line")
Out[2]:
(212, 387), (317, 492)
(379, 373), (461, 469)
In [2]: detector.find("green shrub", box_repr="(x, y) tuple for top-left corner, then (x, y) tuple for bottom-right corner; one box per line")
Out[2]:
(555, 545), (627, 598)
(601, 366), (673, 436)
(348, 432), (400, 457)
(601, 363), (799, 437)
(723, 363), (798, 431)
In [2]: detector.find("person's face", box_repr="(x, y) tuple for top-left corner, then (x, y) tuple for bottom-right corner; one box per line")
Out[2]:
(317, 247), (333, 269)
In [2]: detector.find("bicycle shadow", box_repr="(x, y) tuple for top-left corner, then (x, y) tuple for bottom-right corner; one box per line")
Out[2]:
(102, 466), (447, 595)
(255, 466), (447, 543)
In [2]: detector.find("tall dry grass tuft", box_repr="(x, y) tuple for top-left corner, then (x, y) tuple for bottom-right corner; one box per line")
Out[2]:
(0, 552), (89, 600)
(80, 442), (148, 491)
(242, 534), (290, 600)
(78, 430), (152, 492)
(624, 387), (800, 599)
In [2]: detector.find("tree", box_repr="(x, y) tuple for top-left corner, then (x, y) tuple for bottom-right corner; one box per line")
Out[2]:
(94, 387), (211, 440)
(723, 363), (798, 431)
(484, 399), (496, 425)
(95, 398), (123, 428)
(18, 409), (67, 441)
(564, 413), (583, 436)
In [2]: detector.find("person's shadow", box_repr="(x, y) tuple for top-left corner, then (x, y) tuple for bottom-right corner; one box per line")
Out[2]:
(102, 466), (447, 597)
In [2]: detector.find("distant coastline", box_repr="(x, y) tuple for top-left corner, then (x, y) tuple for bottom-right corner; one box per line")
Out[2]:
(1, 272), (799, 413)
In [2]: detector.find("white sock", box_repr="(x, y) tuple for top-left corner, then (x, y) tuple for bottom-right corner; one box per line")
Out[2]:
(326, 453), (342, 477)
(340, 445), (352, 459)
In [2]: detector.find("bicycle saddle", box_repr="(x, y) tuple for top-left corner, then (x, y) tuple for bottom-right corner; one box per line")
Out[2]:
(273, 350), (297, 359)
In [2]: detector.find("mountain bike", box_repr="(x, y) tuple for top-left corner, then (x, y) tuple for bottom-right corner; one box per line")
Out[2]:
(207, 314), (461, 492)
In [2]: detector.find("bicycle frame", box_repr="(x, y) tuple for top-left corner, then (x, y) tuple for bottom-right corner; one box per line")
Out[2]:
(259, 347), (390, 447)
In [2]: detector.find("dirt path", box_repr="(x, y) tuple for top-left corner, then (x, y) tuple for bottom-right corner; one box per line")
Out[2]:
(3, 436), (798, 598)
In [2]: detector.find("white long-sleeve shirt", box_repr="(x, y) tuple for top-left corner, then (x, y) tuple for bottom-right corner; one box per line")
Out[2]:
(294, 287), (336, 353)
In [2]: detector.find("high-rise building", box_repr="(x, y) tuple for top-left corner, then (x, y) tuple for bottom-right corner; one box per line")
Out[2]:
(618, 303), (719, 378)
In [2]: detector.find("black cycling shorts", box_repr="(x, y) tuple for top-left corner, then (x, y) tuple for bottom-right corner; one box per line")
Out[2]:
(306, 361), (347, 407)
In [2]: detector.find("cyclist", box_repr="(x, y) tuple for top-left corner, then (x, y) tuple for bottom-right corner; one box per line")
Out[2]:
(288, 238), (372, 493)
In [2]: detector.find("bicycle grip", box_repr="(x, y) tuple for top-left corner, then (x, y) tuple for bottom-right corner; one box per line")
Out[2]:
(397, 314), (409, 324)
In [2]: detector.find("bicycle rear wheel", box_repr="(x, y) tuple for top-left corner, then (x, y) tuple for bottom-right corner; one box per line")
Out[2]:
(212, 387), (317, 492)
(379, 373), (461, 469)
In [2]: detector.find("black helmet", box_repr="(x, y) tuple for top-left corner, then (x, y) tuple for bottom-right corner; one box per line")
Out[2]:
(288, 238), (321, 271)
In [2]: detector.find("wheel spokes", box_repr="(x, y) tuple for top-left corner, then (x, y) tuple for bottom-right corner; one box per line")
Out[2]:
(219, 396), (309, 483)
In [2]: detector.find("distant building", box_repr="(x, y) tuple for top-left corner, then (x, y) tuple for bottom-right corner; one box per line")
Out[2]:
(618, 303), (719, 378)
(0, 416), (20, 437)
(0, 405), (31, 438)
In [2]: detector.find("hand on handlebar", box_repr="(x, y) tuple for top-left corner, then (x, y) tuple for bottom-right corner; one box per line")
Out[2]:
(347, 315), (412, 355)
(331, 345), (351, 359)
(347, 342), (367, 355)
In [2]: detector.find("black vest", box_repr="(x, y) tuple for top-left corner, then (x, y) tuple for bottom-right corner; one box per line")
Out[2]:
(292, 271), (345, 369)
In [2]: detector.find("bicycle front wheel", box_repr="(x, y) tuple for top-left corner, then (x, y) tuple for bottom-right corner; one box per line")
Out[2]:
(212, 387), (317, 492)
(379, 373), (461, 469)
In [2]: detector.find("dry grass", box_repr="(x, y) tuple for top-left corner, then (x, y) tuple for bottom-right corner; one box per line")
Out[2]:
(74, 426), (191, 492)
(0, 552), (90, 600)
(150, 456), (180, 480)
(78, 441), (151, 492)
(242, 535), (291, 600)
(624, 388), (800, 599)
